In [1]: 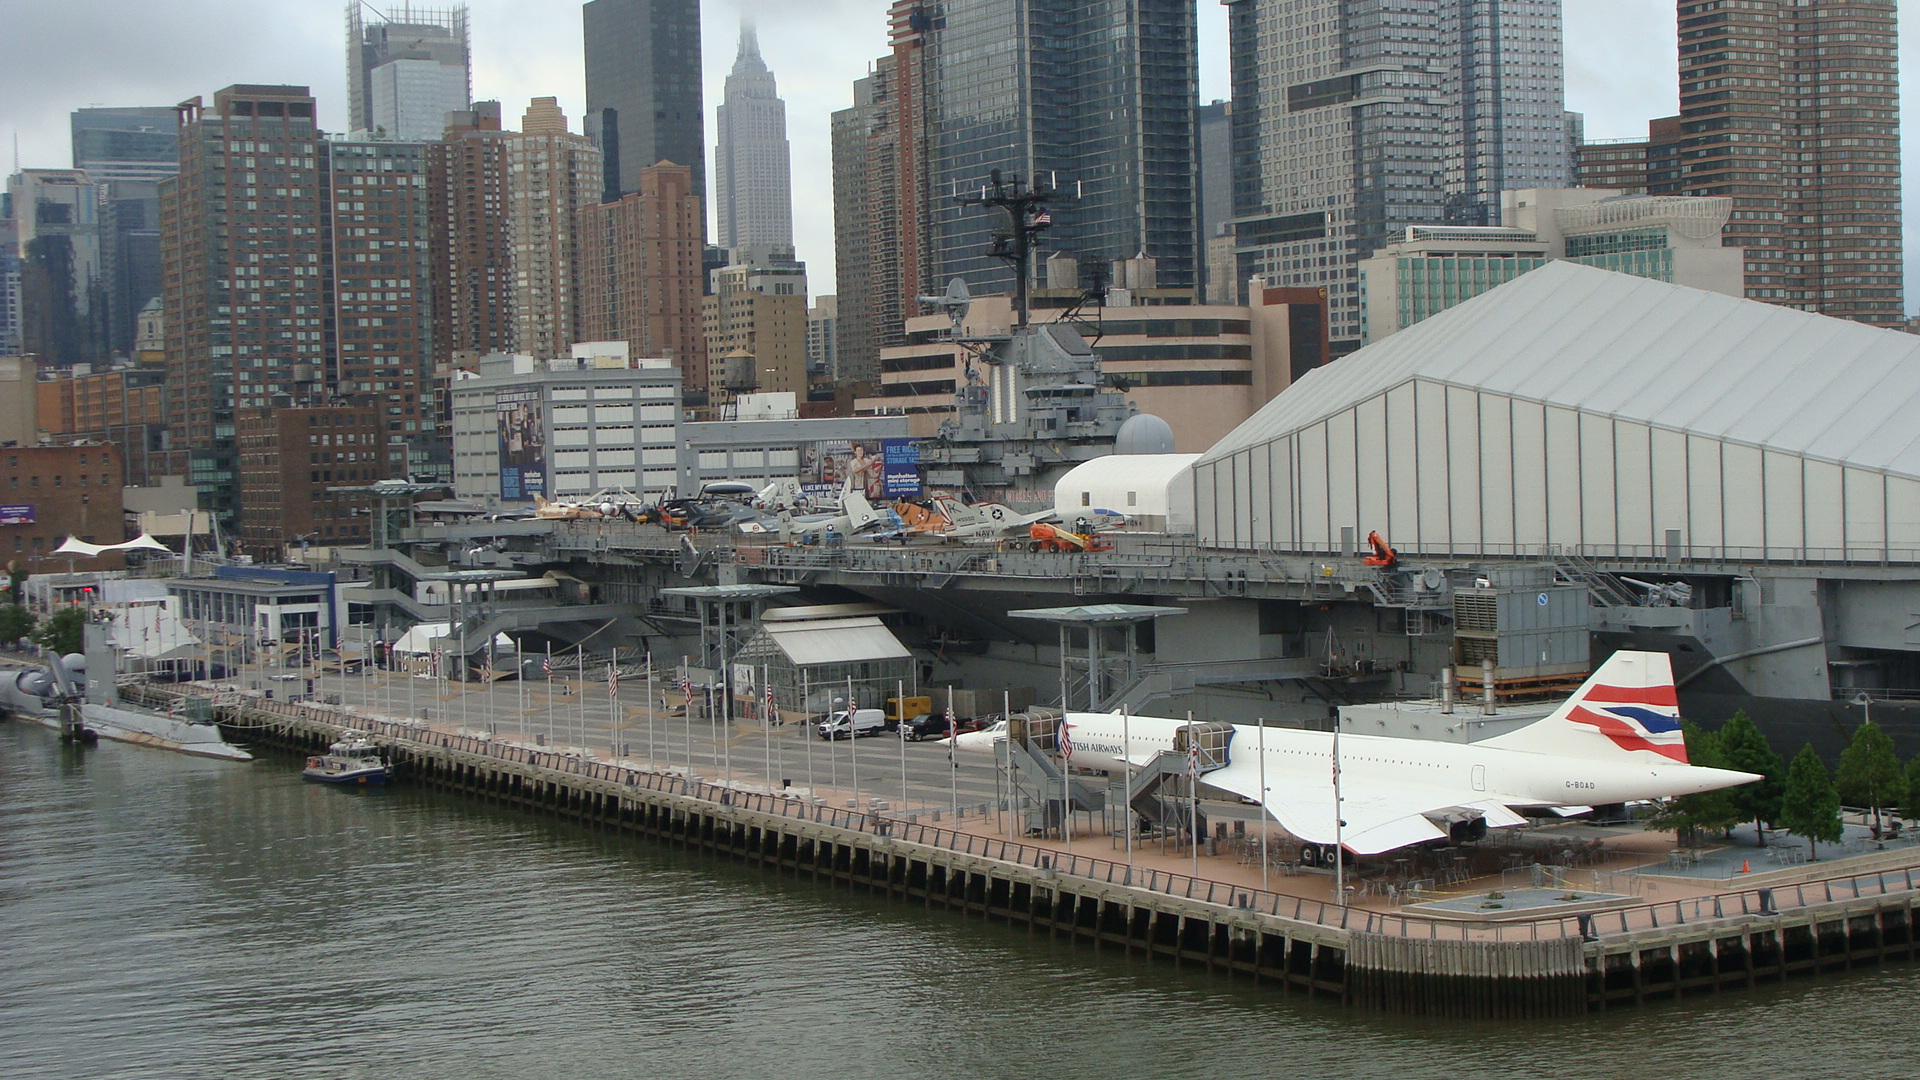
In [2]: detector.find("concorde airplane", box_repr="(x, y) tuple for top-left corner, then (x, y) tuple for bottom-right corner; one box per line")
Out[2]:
(949, 651), (1759, 857)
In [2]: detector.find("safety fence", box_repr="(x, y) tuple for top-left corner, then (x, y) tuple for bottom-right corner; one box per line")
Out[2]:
(165, 684), (1920, 947)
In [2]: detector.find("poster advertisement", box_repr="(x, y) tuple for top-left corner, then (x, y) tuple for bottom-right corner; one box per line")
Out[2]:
(496, 389), (546, 501)
(799, 439), (920, 503)
(0, 505), (35, 525)
(880, 438), (922, 498)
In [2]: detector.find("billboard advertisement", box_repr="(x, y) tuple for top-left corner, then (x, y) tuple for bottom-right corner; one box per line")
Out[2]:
(800, 438), (921, 503)
(0, 505), (34, 525)
(880, 438), (922, 498)
(496, 389), (546, 501)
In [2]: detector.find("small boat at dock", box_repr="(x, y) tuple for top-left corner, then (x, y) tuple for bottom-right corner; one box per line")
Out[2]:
(302, 732), (390, 785)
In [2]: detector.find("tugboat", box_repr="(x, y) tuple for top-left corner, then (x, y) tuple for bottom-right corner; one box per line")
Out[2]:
(301, 731), (390, 785)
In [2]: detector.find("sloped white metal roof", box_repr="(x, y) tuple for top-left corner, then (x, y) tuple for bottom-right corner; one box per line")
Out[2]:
(1053, 454), (1200, 518)
(1201, 261), (1920, 476)
(764, 617), (912, 668)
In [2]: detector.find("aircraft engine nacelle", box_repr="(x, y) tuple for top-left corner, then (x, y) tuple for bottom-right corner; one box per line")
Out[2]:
(1448, 816), (1488, 844)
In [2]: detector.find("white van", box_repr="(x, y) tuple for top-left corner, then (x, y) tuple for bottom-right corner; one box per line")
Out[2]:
(816, 708), (887, 740)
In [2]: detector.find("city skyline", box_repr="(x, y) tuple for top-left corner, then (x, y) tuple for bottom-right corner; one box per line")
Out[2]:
(1, 0), (1915, 313)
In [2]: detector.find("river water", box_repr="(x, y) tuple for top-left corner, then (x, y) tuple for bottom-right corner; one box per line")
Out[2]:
(2, 722), (1913, 1080)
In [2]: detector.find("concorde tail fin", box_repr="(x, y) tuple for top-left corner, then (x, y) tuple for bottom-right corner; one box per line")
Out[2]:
(1480, 651), (1688, 763)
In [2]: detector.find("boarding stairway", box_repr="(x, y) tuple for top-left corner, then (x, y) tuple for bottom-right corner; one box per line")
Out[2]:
(996, 713), (1105, 838)
(1124, 722), (1235, 841)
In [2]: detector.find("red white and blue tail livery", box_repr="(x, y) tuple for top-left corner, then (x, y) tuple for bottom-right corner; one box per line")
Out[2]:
(1481, 651), (1688, 762)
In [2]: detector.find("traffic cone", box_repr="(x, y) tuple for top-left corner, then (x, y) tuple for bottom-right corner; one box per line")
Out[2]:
(1739, 859), (1750, 874)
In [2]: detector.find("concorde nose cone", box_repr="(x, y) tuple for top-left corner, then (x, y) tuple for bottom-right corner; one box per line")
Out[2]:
(1680, 766), (1764, 794)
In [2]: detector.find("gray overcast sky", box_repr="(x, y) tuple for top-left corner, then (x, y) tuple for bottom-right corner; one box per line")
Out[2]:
(2, 1), (1913, 313)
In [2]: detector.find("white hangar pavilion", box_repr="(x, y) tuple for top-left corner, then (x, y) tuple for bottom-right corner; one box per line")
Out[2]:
(1193, 261), (1920, 562)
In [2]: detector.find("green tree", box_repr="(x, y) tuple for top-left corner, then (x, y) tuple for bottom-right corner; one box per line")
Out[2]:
(1715, 711), (1786, 842)
(1642, 722), (1743, 845)
(0, 604), (34, 646)
(1779, 745), (1844, 859)
(1835, 719), (1904, 837)
(31, 607), (85, 656)
(6, 565), (25, 605)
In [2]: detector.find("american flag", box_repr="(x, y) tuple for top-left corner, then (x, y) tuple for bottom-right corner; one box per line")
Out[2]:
(541, 656), (552, 676)
(681, 673), (693, 707)
(1058, 717), (1074, 765)
(945, 703), (957, 743)
(481, 652), (493, 683)
(1032, 210), (1052, 225)
(1187, 738), (1201, 781)
(764, 681), (776, 718)
(606, 664), (619, 695)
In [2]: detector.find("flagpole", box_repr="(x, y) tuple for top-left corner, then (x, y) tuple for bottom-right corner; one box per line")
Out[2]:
(945, 686), (957, 818)
(683, 655), (695, 780)
(1188, 711), (1199, 879)
(765, 663), (780, 789)
(1060, 713), (1072, 857)
(577, 642), (586, 750)
(647, 652), (656, 771)
(707, 684), (718, 784)
(846, 675), (858, 812)
(458, 622), (467, 731)
(802, 669), (813, 795)
(1334, 720), (1345, 906)
(897, 679), (908, 812)
(1001, 689), (1011, 837)
(1123, 706), (1133, 869)
(546, 641), (554, 747)
(722, 666), (732, 790)
(1258, 716), (1268, 895)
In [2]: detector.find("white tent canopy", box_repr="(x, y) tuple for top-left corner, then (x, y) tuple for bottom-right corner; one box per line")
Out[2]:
(762, 617), (911, 667)
(1054, 454), (1200, 532)
(53, 534), (174, 557)
(106, 603), (201, 660)
(389, 623), (513, 655)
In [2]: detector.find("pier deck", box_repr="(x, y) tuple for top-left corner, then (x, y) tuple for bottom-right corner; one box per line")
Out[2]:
(123, 681), (1920, 1018)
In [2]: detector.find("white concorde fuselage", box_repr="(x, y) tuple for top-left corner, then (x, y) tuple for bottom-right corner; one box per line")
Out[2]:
(955, 707), (1757, 852)
(1051, 711), (1748, 808)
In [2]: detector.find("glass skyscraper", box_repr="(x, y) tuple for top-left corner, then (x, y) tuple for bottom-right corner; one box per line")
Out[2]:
(923, 0), (1199, 294)
(70, 107), (179, 357)
(346, 3), (472, 142)
(583, 0), (704, 207)
(1226, 0), (1569, 352)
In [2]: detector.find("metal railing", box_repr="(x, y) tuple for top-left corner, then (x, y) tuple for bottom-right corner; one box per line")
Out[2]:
(158, 683), (1920, 947)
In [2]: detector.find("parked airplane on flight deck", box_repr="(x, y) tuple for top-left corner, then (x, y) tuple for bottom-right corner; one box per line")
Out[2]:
(948, 651), (1758, 858)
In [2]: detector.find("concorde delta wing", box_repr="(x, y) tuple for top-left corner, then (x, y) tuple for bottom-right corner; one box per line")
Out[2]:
(1202, 762), (1527, 856)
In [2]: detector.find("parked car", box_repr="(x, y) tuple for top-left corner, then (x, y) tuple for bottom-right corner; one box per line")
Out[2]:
(899, 711), (999, 741)
(816, 708), (888, 740)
